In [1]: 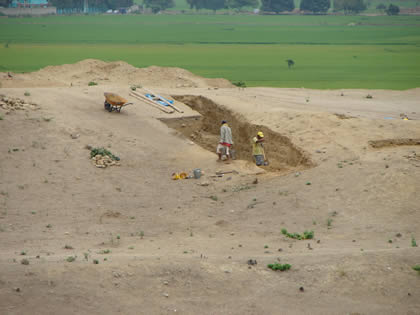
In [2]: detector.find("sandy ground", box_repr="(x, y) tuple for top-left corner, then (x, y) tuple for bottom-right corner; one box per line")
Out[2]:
(0, 60), (419, 315)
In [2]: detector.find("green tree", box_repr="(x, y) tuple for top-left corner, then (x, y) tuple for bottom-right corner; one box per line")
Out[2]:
(144, 0), (175, 13)
(0, 0), (12, 7)
(204, 0), (226, 12)
(226, 0), (258, 10)
(261, 0), (295, 13)
(386, 3), (399, 15)
(333, 0), (366, 13)
(300, 0), (330, 13)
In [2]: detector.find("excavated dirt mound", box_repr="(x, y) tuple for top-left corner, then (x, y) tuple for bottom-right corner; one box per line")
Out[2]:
(0, 59), (234, 89)
(164, 95), (312, 172)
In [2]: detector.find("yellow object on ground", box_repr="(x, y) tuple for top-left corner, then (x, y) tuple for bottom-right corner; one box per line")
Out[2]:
(172, 172), (188, 180)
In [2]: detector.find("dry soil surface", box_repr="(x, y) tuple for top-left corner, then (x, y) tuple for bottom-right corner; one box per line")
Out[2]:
(0, 60), (419, 315)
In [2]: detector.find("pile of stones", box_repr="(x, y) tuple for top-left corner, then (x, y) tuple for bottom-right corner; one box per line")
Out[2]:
(0, 95), (39, 113)
(91, 154), (121, 168)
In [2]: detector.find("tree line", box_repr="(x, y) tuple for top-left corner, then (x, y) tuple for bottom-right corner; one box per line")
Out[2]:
(149, 0), (375, 14)
(0, 0), (399, 15)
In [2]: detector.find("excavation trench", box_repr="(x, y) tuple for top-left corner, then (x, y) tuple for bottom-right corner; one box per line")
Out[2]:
(161, 95), (313, 172)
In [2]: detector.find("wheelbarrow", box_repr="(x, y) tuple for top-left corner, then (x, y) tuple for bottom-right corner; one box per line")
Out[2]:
(104, 92), (133, 113)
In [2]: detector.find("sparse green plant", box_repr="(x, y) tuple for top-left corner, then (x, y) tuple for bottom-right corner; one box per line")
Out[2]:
(0, 115), (3, 120)
(268, 263), (291, 271)
(190, 231), (193, 237)
(4, 41), (10, 48)
(43, 117), (53, 122)
(84, 253), (89, 260)
(139, 231), (144, 239)
(20, 250), (27, 255)
(66, 256), (76, 262)
(31, 211), (36, 214)
(232, 185), (253, 192)
(24, 91), (30, 96)
(93, 259), (99, 264)
(130, 216), (135, 220)
(130, 84), (142, 91)
(388, 239), (393, 244)
(21, 258), (29, 265)
(313, 220), (316, 225)
(366, 94), (373, 99)
(99, 249), (111, 254)
(116, 235), (120, 240)
(64, 244), (73, 249)
(183, 251), (188, 254)
(128, 246), (134, 249)
(264, 245), (269, 248)
(88, 81), (98, 86)
(18, 185), (25, 190)
(327, 218), (333, 227)
(281, 228), (314, 240)
(413, 265), (420, 274)
(46, 224), (52, 228)
(90, 147), (120, 161)
(232, 81), (246, 88)
(412, 236), (417, 247)
(210, 195), (218, 201)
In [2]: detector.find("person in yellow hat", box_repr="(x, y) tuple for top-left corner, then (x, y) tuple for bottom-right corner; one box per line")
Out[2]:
(252, 131), (266, 166)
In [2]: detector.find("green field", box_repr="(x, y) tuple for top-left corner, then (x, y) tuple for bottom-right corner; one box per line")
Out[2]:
(1, 15), (420, 89)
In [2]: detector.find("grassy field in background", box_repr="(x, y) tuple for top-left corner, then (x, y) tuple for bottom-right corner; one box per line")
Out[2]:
(0, 15), (419, 89)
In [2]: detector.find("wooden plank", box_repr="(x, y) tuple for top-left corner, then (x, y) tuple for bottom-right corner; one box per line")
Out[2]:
(142, 87), (184, 113)
(129, 92), (174, 114)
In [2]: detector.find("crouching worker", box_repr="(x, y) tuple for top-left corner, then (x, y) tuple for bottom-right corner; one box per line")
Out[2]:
(252, 131), (266, 166)
(217, 120), (233, 161)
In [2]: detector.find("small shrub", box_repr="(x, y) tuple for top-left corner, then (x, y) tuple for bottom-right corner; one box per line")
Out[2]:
(281, 228), (314, 240)
(412, 236), (417, 247)
(327, 218), (333, 227)
(413, 265), (420, 274)
(366, 94), (373, 99)
(66, 256), (76, 262)
(93, 259), (99, 264)
(130, 84), (142, 91)
(90, 147), (120, 161)
(88, 81), (98, 86)
(46, 224), (52, 228)
(0, 115), (3, 120)
(24, 91), (30, 96)
(268, 263), (291, 271)
(210, 195), (218, 201)
(64, 244), (73, 249)
(232, 81), (246, 88)
(20, 250), (27, 255)
(99, 249), (111, 254)
(139, 231), (144, 239)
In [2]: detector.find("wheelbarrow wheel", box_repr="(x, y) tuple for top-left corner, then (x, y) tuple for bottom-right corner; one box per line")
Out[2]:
(104, 101), (112, 112)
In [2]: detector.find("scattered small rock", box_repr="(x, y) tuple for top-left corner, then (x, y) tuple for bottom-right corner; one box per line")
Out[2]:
(299, 287), (304, 292)
(163, 281), (169, 285)
(396, 233), (402, 238)
(247, 259), (257, 265)
(71, 133), (80, 139)
(14, 287), (20, 292)
(278, 248), (283, 252)
(163, 293), (169, 298)
(252, 178), (258, 184)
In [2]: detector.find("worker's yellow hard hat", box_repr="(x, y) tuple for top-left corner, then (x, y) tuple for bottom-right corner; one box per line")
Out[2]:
(257, 131), (264, 137)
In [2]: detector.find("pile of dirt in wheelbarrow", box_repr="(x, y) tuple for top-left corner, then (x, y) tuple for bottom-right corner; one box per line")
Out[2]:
(0, 59), (234, 89)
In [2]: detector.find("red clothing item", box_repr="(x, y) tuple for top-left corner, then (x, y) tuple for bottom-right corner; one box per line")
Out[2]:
(220, 142), (232, 147)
